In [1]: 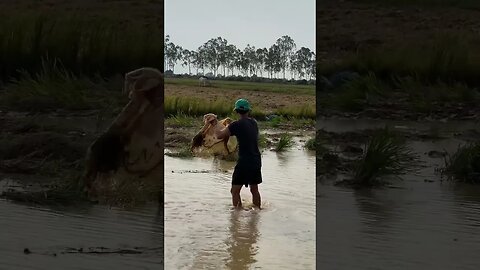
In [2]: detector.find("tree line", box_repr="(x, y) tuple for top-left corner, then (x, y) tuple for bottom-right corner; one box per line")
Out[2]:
(164, 35), (316, 80)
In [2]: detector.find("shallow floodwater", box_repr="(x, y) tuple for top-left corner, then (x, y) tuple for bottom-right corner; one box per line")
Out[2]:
(317, 119), (480, 269)
(165, 140), (316, 269)
(0, 199), (163, 270)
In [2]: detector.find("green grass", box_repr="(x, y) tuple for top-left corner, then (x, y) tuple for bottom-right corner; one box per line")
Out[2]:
(0, 60), (126, 112)
(165, 78), (315, 96)
(304, 137), (316, 151)
(443, 143), (480, 183)
(165, 96), (315, 119)
(324, 72), (386, 112)
(258, 133), (268, 149)
(165, 146), (194, 158)
(0, 11), (162, 80)
(351, 128), (419, 186)
(274, 134), (294, 152)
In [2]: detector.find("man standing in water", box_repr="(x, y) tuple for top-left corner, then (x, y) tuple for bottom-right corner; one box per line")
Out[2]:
(213, 98), (262, 209)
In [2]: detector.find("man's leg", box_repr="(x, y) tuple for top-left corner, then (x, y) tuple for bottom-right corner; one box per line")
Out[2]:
(231, 185), (243, 208)
(250, 184), (261, 209)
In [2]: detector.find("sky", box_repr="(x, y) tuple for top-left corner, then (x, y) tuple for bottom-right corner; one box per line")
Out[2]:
(165, 0), (315, 75)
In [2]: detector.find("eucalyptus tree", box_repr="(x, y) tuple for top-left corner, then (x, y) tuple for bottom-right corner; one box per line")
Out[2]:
(235, 50), (249, 77)
(243, 44), (257, 77)
(202, 37), (228, 76)
(255, 48), (268, 78)
(164, 35), (170, 71)
(165, 41), (183, 73)
(265, 44), (281, 79)
(224, 44), (238, 76)
(275, 35), (296, 79)
(308, 53), (316, 80)
(292, 47), (314, 79)
(195, 45), (208, 75)
(216, 37), (229, 77)
(181, 49), (194, 75)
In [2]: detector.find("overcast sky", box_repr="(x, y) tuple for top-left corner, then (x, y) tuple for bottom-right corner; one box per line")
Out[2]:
(165, 0), (315, 74)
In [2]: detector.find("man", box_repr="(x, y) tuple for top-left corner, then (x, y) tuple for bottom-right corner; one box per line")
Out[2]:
(213, 98), (262, 209)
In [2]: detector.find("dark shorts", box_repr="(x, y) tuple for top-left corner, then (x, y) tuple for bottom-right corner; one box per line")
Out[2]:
(232, 165), (262, 187)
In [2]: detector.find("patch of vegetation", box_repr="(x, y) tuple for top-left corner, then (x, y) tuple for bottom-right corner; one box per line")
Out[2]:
(324, 72), (386, 112)
(165, 96), (315, 119)
(443, 143), (480, 183)
(0, 60), (126, 112)
(304, 137), (316, 151)
(274, 134), (294, 152)
(319, 33), (480, 86)
(258, 133), (268, 149)
(165, 78), (315, 96)
(349, 128), (419, 187)
(0, 12), (162, 80)
(165, 114), (202, 128)
(165, 146), (194, 158)
(275, 104), (316, 119)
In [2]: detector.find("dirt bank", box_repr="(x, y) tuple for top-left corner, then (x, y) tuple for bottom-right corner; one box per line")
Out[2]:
(165, 84), (315, 111)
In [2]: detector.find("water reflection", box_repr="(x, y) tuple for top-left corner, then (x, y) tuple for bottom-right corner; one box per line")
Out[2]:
(354, 189), (396, 234)
(212, 156), (236, 172)
(224, 210), (260, 270)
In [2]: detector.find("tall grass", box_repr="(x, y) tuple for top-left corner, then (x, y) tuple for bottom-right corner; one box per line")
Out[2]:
(274, 134), (294, 152)
(352, 128), (418, 186)
(319, 33), (480, 86)
(164, 96), (238, 118)
(443, 143), (480, 183)
(0, 12), (162, 80)
(325, 72), (386, 111)
(165, 96), (316, 119)
(0, 59), (125, 112)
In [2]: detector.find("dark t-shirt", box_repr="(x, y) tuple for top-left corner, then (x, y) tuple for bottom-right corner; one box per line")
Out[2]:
(228, 117), (261, 168)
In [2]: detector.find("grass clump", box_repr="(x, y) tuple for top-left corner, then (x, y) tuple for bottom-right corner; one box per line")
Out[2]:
(274, 134), (294, 152)
(350, 128), (418, 187)
(258, 133), (268, 149)
(325, 72), (386, 112)
(304, 137), (316, 151)
(443, 143), (480, 183)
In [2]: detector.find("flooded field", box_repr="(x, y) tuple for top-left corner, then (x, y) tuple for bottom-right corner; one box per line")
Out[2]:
(0, 198), (163, 270)
(164, 137), (316, 269)
(317, 119), (480, 270)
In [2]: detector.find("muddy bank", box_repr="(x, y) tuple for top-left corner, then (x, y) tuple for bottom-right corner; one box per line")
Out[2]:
(317, 100), (480, 121)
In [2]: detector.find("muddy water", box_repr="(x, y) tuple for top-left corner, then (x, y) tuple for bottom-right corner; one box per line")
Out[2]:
(0, 199), (163, 270)
(165, 138), (316, 270)
(317, 119), (480, 270)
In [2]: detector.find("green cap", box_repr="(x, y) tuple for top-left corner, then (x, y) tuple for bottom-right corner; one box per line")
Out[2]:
(234, 98), (251, 111)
